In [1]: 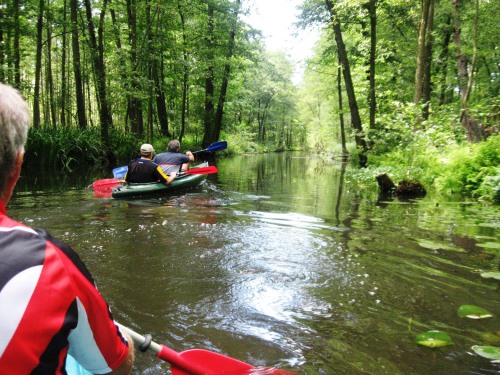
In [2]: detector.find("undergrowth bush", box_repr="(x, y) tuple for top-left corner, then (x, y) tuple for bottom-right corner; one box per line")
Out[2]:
(434, 134), (500, 203)
(362, 101), (499, 203)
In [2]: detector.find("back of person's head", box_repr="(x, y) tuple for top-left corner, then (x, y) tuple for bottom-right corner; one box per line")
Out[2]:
(167, 140), (180, 152)
(140, 143), (155, 157)
(0, 83), (30, 194)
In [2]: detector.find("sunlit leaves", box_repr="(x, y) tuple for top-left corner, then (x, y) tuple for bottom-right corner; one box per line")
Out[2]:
(457, 305), (494, 319)
(415, 330), (454, 348)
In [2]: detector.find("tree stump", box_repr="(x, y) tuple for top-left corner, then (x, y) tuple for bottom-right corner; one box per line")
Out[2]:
(376, 173), (426, 198)
(376, 173), (396, 194)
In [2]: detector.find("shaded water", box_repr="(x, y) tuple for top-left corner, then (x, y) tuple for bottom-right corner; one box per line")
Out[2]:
(9, 153), (499, 374)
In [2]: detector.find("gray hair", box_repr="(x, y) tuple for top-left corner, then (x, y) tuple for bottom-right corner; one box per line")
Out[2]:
(0, 83), (30, 194)
(167, 140), (180, 152)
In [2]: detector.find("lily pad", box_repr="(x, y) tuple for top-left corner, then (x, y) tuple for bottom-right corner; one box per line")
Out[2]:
(480, 271), (500, 280)
(415, 330), (454, 348)
(471, 345), (500, 361)
(417, 239), (461, 252)
(457, 305), (494, 319)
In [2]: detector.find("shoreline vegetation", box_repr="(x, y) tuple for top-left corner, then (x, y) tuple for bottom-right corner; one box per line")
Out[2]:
(24, 127), (499, 205)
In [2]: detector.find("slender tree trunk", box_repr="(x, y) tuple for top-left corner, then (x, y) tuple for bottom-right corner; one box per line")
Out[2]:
(421, 0), (434, 120)
(33, 0), (44, 129)
(451, 0), (484, 142)
(83, 0), (113, 147)
(71, 0), (87, 129)
(414, 0), (435, 121)
(337, 63), (348, 158)
(149, 3), (170, 138)
(436, 14), (452, 105)
(325, 0), (367, 166)
(178, 0), (189, 141)
(214, 0), (241, 143)
(45, 6), (57, 128)
(13, 0), (21, 87)
(126, 0), (144, 135)
(202, 3), (216, 148)
(109, 1), (130, 130)
(367, 0), (377, 130)
(60, 0), (68, 126)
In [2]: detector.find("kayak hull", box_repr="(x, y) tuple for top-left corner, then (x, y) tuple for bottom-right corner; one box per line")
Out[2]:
(111, 162), (208, 199)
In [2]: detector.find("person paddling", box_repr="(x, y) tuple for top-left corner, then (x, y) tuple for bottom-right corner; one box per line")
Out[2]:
(0, 83), (135, 374)
(153, 139), (195, 176)
(124, 143), (176, 184)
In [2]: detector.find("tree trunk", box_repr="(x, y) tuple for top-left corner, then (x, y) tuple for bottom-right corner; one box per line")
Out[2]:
(33, 0), (44, 129)
(202, 3), (216, 148)
(60, 0), (68, 127)
(421, 0), (434, 120)
(325, 0), (367, 167)
(126, 0), (144, 136)
(436, 14), (452, 106)
(367, 0), (377, 130)
(178, 0), (189, 142)
(45, 7), (57, 128)
(451, 0), (484, 142)
(83, 0), (113, 147)
(213, 0), (241, 143)
(70, 0), (87, 129)
(337, 63), (348, 158)
(13, 0), (21, 87)
(414, 0), (435, 121)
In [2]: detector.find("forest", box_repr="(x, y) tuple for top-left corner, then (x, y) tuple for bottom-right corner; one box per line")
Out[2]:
(0, 0), (498, 203)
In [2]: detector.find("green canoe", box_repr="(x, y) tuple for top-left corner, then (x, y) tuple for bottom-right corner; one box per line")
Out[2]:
(111, 162), (209, 199)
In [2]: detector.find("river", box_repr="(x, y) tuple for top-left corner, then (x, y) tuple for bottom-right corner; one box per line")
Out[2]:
(9, 153), (500, 374)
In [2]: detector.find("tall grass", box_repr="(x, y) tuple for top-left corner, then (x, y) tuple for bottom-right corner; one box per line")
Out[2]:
(24, 127), (215, 171)
(26, 127), (106, 170)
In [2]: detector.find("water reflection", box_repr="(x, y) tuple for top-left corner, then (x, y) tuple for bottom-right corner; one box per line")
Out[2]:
(8, 153), (500, 374)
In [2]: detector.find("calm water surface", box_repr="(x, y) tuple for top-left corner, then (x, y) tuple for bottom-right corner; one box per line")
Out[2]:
(10, 153), (500, 374)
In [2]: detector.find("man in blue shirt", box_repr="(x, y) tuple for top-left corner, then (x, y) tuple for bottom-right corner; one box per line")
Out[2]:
(153, 140), (194, 176)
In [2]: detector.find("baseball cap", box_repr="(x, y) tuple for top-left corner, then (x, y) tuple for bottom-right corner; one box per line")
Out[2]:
(140, 143), (155, 153)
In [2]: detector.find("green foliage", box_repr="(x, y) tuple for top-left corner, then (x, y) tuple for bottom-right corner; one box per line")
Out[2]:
(434, 135), (500, 203)
(109, 129), (142, 165)
(26, 127), (107, 171)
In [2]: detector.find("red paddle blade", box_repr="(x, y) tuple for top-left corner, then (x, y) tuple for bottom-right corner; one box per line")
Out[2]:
(184, 166), (218, 175)
(158, 347), (251, 375)
(171, 366), (297, 375)
(159, 347), (298, 375)
(93, 178), (122, 190)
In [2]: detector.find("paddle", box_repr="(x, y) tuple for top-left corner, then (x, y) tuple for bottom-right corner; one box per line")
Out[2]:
(116, 323), (298, 375)
(112, 165), (128, 179)
(112, 141), (227, 179)
(192, 140), (228, 156)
